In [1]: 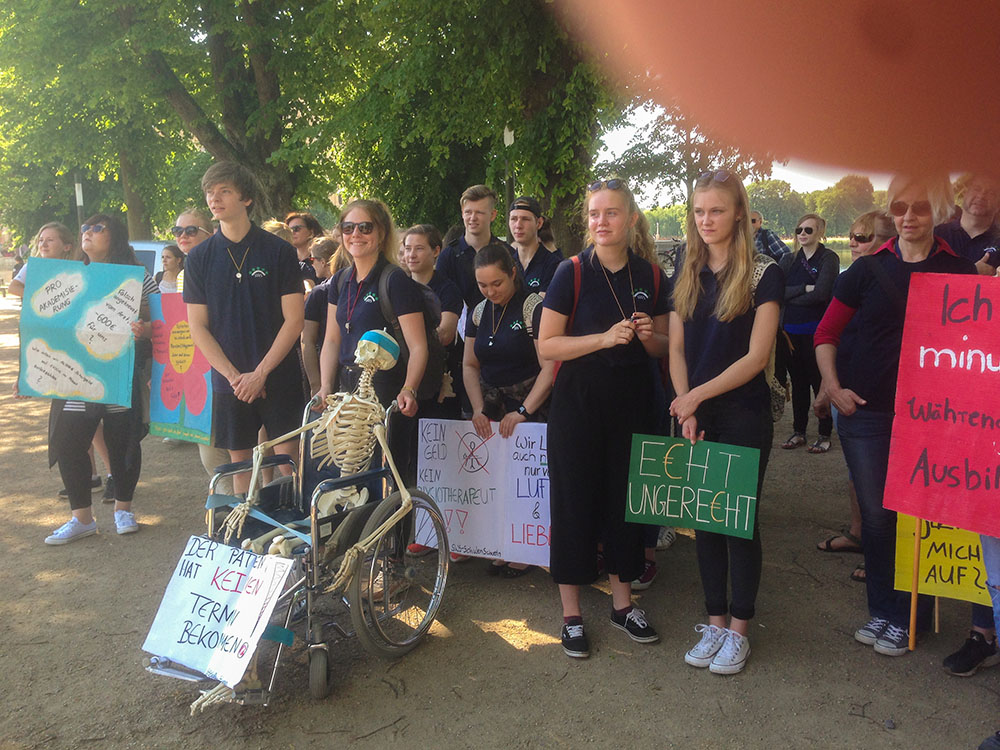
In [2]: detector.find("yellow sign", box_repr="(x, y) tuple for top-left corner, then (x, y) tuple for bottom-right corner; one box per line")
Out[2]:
(894, 514), (990, 606)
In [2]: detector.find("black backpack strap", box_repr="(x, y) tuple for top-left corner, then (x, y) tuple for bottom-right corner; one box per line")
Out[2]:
(862, 254), (906, 315)
(377, 264), (405, 345)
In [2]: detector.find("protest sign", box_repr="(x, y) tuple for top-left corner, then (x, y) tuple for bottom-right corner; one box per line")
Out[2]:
(415, 419), (550, 566)
(884, 274), (1000, 537)
(149, 294), (212, 444)
(142, 536), (293, 688)
(894, 514), (990, 606)
(18, 257), (141, 406)
(625, 434), (760, 539)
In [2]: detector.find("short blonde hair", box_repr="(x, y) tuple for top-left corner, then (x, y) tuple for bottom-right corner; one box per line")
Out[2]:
(886, 174), (954, 226)
(262, 219), (293, 243)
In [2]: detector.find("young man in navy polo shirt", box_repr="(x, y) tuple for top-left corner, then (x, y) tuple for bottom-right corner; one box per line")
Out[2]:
(508, 196), (562, 294)
(184, 161), (305, 494)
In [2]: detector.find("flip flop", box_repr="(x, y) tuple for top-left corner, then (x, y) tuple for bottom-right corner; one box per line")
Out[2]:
(500, 564), (535, 579)
(781, 433), (806, 449)
(817, 529), (863, 554)
(807, 438), (832, 454)
(851, 563), (866, 583)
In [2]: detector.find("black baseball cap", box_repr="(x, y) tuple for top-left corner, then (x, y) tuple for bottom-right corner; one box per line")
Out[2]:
(509, 196), (542, 218)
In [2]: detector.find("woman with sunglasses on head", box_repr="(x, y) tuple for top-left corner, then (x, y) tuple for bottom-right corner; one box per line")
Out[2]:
(814, 212), (895, 566)
(538, 178), (670, 658)
(316, 200), (428, 488)
(44, 215), (159, 544)
(156, 244), (185, 294)
(668, 170), (781, 675)
(778, 213), (838, 453)
(815, 175), (976, 656)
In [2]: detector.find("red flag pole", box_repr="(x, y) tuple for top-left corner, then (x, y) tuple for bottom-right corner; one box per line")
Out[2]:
(908, 517), (923, 650)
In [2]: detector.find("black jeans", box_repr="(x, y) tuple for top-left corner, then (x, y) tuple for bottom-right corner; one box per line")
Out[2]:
(54, 407), (142, 511)
(786, 331), (831, 437)
(693, 399), (772, 621)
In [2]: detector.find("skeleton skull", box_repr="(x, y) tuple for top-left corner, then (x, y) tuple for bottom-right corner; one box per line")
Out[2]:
(355, 330), (399, 372)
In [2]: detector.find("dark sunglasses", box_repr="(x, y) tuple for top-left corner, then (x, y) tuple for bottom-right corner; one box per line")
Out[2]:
(170, 225), (210, 238)
(340, 221), (375, 235)
(850, 233), (874, 243)
(587, 179), (625, 192)
(289, 225), (308, 233)
(889, 200), (932, 217)
(795, 226), (815, 235)
(81, 223), (107, 234)
(698, 169), (733, 183)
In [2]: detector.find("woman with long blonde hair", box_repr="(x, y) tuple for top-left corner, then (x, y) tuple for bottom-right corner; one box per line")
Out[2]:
(669, 169), (782, 674)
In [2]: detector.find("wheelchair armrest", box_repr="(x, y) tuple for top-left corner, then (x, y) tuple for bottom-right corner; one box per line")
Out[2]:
(212, 454), (295, 475)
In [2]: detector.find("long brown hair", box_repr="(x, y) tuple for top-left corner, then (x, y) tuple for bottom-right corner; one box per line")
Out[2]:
(673, 170), (755, 322)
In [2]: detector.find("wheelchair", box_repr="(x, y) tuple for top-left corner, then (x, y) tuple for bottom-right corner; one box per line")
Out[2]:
(145, 395), (449, 710)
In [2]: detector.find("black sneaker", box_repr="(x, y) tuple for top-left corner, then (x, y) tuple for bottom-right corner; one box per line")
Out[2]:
(561, 623), (590, 658)
(610, 606), (659, 643)
(102, 475), (116, 504)
(59, 476), (102, 497)
(944, 631), (1000, 676)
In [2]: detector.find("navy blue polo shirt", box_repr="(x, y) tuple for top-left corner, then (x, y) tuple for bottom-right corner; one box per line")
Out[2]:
(514, 246), (563, 293)
(304, 278), (331, 348)
(435, 235), (517, 309)
(299, 258), (319, 284)
(425, 272), (463, 316)
(466, 290), (543, 386)
(328, 257), (424, 372)
(544, 248), (671, 367)
(683, 262), (783, 410)
(831, 238), (976, 412)
(183, 223), (303, 393)
(935, 219), (1000, 267)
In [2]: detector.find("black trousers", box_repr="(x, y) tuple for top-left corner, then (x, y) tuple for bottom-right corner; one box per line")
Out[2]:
(53, 407), (142, 511)
(548, 360), (653, 585)
(786, 330), (832, 437)
(693, 399), (772, 621)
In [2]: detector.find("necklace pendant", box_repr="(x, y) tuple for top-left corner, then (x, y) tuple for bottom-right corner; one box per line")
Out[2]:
(488, 336), (495, 347)
(236, 272), (242, 281)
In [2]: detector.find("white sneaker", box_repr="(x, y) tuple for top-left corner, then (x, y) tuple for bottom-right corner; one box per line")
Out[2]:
(656, 526), (677, 550)
(114, 510), (139, 535)
(684, 624), (728, 667)
(45, 517), (97, 545)
(709, 629), (751, 674)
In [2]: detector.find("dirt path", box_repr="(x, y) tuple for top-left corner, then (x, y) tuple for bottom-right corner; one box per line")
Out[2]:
(0, 295), (995, 750)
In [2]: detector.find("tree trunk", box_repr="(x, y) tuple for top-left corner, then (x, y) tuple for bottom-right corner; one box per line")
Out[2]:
(119, 150), (153, 240)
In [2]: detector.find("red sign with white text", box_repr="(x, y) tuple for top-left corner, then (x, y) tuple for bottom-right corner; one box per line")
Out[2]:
(884, 274), (1000, 537)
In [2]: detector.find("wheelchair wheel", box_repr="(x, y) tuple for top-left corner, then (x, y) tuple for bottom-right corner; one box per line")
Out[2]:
(348, 489), (448, 658)
(308, 647), (329, 699)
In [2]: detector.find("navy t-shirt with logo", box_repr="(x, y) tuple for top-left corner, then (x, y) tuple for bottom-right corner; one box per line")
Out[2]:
(183, 223), (303, 393)
(543, 248), (671, 367)
(304, 277), (331, 348)
(328, 257), (424, 375)
(466, 289), (543, 386)
(515, 246), (563, 294)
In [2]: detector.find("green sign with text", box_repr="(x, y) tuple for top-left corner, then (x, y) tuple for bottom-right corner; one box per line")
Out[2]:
(625, 435), (760, 539)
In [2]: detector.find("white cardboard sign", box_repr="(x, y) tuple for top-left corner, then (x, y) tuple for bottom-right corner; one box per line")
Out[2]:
(142, 536), (293, 687)
(416, 419), (550, 566)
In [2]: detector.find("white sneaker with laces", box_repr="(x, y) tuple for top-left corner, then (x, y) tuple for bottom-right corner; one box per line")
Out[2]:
(684, 624), (727, 667)
(709, 629), (751, 674)
(45, 517), (98, 545)
(114, 510), (139, 535)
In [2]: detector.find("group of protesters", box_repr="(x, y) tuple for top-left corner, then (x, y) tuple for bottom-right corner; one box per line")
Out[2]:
(13, 160), (1000, 732)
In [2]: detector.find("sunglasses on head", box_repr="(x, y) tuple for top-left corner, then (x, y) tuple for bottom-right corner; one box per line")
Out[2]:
(889, 200), (932, 217)
(170, 225), (210, 238)
(795, 226), (815, 235)
(850, 233), (874, 243)
(340, 221), (375, 235)
(698, 169), (733, 184)
(81, 223), (107, 234)
(587, 178), (625, 192)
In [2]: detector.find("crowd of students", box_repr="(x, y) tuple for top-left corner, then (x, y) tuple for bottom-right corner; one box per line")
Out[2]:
(14, 162), (1000, 716)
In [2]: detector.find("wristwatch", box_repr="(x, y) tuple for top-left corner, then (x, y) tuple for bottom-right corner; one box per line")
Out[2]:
(516, 404), (530, 417)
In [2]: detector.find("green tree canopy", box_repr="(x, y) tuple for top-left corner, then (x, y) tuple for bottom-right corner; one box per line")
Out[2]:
(746, 179), (806, 237)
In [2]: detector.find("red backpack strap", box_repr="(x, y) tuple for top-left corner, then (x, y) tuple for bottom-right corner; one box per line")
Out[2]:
(566, 254), (583, 332)
(651, 259), (661, 302)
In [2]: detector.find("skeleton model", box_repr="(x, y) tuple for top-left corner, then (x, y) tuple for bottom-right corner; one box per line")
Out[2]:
(193, 330), (415, 714)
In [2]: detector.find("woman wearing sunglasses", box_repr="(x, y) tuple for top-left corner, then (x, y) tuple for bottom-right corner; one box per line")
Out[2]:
(815, 175), (977, 656)
(170, 208), (213, 294)
(778, 213), (839, 453)
(44, 215), (159, 544)
(538, 178), (670, 658)
(316, 200), (427, 486)
(668, 170), (781, 674)
(814, 212), (896, 568)
(285, 212), (324, 290)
